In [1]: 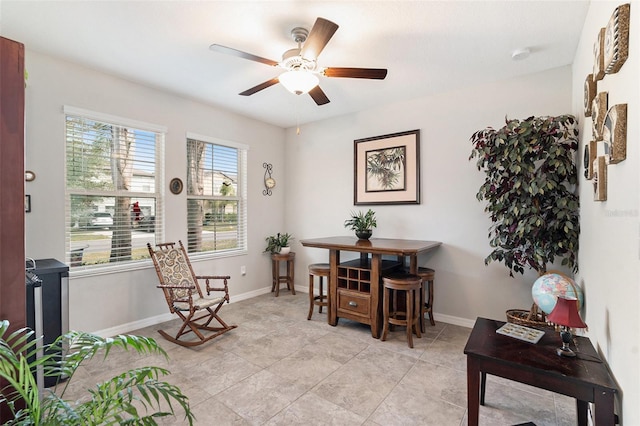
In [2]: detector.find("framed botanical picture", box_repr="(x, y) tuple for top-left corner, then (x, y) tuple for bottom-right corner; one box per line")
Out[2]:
(591, 91), (608, 140)
(603, 103), (627, 164)
(604, 3), (630, 74)
(593, 27), (606, 81)
(354, 129), (420, 205)
(583, 74), (596, 116)
(583, 140), (597, 180)
(593, 156), (607, 202)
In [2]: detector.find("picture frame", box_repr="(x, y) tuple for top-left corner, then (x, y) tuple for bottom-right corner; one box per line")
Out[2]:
(593, 27), (606, 81)
(354, 129), (420, 205)
(604, 3), (630, 74)
(25, 195), (31, 213)
(603, 103), (627, 164)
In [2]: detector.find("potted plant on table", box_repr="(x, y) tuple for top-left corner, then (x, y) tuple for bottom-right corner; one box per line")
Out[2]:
(344, 209), (377, 240)
(0, 320), (194, 425)
(264, 232), (294, 254)
(469, 115), (580, 325)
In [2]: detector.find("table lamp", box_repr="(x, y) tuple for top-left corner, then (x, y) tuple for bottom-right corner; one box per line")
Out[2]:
(546, 296), (587, 357)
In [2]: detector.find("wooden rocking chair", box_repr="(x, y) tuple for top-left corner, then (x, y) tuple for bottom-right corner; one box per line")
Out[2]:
(147, 241), (237, 347)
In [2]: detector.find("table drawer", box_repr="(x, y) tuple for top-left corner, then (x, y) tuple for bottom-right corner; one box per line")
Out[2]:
(337, 289), (370, 317)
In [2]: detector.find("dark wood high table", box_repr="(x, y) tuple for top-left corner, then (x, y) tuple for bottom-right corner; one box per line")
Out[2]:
(300, 236), (441, 338)
(464, 317), (618, 426)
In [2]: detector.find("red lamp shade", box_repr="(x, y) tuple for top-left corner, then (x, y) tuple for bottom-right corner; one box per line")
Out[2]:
(546, 296), (587, 329)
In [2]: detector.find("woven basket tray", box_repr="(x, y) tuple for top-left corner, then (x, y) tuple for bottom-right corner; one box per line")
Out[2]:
(506, 303), (554, 329)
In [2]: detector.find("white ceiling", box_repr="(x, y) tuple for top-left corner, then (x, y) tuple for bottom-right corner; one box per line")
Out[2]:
(0, 1), (589, 128)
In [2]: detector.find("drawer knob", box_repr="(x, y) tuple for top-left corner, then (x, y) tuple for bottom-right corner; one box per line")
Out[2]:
(348, 301), (358, 307)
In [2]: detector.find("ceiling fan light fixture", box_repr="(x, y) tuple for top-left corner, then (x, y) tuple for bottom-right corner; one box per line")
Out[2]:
(279, 70), (319, 95)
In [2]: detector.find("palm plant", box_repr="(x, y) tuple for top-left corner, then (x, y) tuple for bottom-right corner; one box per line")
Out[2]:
(344, 209), (378, 240)
(0, 320), (194, 425)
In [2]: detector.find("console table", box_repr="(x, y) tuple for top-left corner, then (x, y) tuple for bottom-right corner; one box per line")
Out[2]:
(300, 237), (441, 338)
(464, 317), (618, 426)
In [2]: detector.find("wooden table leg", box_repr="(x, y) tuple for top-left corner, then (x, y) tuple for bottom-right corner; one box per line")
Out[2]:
(593, 390), (616, 426)
(576, 399), (588, 426)
(370, 253), (381, 338)
(467, 358), (481, 426)
(329, 249), (339, 326)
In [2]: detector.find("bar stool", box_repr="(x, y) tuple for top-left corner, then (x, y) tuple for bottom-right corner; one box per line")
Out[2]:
(415, 267), (436, 331)
(307, 263), (330, 320)
(271, 252), (295, 297)
(381, 273), (422, 348)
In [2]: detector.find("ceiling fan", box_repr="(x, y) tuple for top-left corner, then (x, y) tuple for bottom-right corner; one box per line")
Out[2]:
(209, 17), (388, 106)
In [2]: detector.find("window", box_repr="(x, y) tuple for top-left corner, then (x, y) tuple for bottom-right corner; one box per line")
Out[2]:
(186, 133), (247, 256)
(64, 106), (165, 271)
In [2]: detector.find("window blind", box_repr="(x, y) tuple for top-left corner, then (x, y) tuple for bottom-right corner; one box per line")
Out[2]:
(65, 109), (164, 270)
(186, 136), (247, 255)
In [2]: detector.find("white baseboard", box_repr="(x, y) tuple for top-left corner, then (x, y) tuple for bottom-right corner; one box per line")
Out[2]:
(92, 285), (474, 337)
(91, 286), (273, 337)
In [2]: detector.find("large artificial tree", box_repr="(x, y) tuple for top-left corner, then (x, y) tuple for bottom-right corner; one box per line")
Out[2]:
(469, 115), (580, 278)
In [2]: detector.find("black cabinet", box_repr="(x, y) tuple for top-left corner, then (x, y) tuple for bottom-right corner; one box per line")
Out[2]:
(26, 258), (69, 388)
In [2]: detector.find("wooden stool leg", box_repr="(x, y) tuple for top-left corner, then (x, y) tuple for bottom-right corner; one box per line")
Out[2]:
(406, 288), (414, 348)
(319, 277), (324, 313)
(289, 259), (296, 295)
(420, 279), (426, 333)
(381, 287), (390, 341)
(275, 259), (280, 297)
(271, 259), (277, 293)
(414, 287), (422, 338)
(307, 274), (314, 320)
(428, 279), (435, 326)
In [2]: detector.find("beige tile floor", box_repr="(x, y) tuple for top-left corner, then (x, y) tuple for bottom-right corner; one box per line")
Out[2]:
(62, 292), (577, 425)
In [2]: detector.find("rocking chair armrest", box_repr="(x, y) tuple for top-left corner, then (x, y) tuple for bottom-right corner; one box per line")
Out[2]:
(195, 275), (231, 280)
(196, 276), (230, 295)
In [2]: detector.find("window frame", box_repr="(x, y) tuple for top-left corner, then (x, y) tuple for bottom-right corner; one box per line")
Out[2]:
(64, 106), (166, 275)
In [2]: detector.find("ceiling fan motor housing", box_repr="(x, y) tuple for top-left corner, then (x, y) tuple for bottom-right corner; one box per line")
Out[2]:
(281, 48), (317, 72)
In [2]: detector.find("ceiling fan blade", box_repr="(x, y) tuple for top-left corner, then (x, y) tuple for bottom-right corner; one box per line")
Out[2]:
(323, 67), (388, 79)
(239, 78), (280, 96)
(309, 86), (330, 105)
(300, 18), (339, 60)
(209, 44), (279, 67)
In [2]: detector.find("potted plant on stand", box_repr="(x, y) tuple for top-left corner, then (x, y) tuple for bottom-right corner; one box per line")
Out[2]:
(264, 232), (294, 254)
(344, 209), (377, 240)
(469, 115), (580, 325)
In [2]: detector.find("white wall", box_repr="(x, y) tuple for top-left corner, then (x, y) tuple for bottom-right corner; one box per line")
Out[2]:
(285, 66), (573, 326)
(572, 2), (640, 425)
(23, 51), (286, 333)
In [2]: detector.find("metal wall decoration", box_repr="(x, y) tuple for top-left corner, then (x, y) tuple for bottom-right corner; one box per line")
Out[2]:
(604, 3), (630, 74)
(263, 162), (275, 196)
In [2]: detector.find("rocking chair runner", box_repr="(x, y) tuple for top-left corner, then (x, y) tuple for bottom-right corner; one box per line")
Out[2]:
(147, 241), (237, 347)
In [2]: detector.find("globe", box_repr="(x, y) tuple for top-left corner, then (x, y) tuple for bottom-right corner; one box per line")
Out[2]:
(531, 272), (584, 315)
